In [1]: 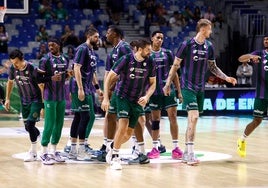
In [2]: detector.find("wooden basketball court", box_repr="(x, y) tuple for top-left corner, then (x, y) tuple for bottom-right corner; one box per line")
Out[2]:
(0, 112), (268, 188)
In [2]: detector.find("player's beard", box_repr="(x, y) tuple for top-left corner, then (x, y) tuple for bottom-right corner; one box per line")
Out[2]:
(90, 41), (99, 50)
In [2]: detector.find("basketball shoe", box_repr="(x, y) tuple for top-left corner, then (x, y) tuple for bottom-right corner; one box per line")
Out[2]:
(171, 147), (183, 160)
(24, 151), (37, 162)
(237, 138), (246, 157)
(128, 153), (150, 165)
(187, 152), (199, 166)
(147, 147), (160, 159)
(40, 153), (54, 165)
(110, 157), (122, 170)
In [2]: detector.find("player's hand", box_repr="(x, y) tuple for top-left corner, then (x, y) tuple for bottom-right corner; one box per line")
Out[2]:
(163, 85), (171, 96)
(78, 88), (85, 101)
(251, 55), (261, 63)
(97, 90), (104, 103)
(51, 72), (62, 81)
(226, 77), (237, 86)
(101, 98), (110, 112)
(4, 99), (10, 111)
(137, 96), (148, 107)
(177, 93), (183, 104)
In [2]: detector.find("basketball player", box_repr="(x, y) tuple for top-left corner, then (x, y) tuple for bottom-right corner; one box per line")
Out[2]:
(38, 38), (69, 165)
(5, 49), (43, 162)
(237, 34), (268, 158)
(101, 39), (156, 170)
(163, 19), (237, 165)
(97, 25), (132, 161)
(147, 30), (183, 160)
(67, 27), (103, 161)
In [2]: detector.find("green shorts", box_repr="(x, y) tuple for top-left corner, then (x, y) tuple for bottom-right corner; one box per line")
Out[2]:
(149, 91), (178, 111)
(116, 95), (143, 128)
(21, 102), (43, 122)
(108, 92), (117, 114)
(253, 98), (268, 118)
(71, 93), (93, 112)
(182, 89), (204, 113)
(144, 103), (151, 113)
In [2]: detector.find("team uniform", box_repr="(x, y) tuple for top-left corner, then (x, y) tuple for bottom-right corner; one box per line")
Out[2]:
(39, 52), (69, 162)
(105, 40), (132, 114)
(67, 42), (98, 160)
(176, 38), (215, 112)
(250, 50), (268, 117)
(8, 62), (43, 161)
(149, 48), (177, 110)
(112, 53), (156, 128)
(147, 47), (182, 159)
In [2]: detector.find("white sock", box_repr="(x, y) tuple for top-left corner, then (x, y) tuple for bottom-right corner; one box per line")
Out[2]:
(106, 139), (113, 152)
(66, 137), (71, 146)
(187, 142), (194, 154)
(70, 142), (77, 153)
(50, 144), (56, 153)
(241, 134), (247, 141)
(42, 146), (48, 154)
(137, 142), (145, 154)
(157, 138), (162, 147)
(30, 142), (37, 153)
(172, 140), (178, 148)
(84, 138), (88, 146)
(153, 141), (158, 148)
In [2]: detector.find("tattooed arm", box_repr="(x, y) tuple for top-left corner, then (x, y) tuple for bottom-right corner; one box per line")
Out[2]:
(208, 60), (237, 86)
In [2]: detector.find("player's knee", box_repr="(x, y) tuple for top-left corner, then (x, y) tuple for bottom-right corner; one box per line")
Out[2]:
(152, 121), (160, 130)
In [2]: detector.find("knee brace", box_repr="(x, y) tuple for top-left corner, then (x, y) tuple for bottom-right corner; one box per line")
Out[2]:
(151, 121), (160, 130)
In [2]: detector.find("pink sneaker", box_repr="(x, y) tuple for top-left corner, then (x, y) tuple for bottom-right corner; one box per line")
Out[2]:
(172, 147), (183, 160)
(147, 147), (160, 159)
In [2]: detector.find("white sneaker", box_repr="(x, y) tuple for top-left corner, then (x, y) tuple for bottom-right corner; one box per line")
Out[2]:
(68, 150), (77, 160)
(24, 151), (37, 162)
(187, 152), (200, 166)
(40, 153), (54, 165)
(105, 149), (112, 164)
(77, 148), (91, 161)
(51, 151), (65, 162)
(110, 157), (122, 170)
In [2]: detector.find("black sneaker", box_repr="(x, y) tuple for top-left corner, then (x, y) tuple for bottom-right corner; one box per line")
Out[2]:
(158, 144), (166, 153)
(97, 151), (107, 162)
(64, 145), (71, 153)
(128, 153), (150, 165)
(99, 144), (106, 152)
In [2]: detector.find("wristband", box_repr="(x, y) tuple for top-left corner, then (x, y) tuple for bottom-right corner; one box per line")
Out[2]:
(94, 84), (100, 90)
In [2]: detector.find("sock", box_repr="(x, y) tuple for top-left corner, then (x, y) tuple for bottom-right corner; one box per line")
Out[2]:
(131, 136), (137, 148)
(51, 144), (56, 153)
(153, 141), (158, 148)
(157, 138), (162, 147)
(71, 143), (77, 153)
(106, 139), (113, 152)
(137, 142), (145, 154)
(241, 134), (247, 141)
(187, 142), (194, 154)
(172, 140), (178, 148)
(42, 146), (48, 154)
(66, 137), (71, 147)
(112, 148), (119, 158)
(103, 137), (107, 146)
(30, 141), (37, 153)
(79, 141), (85, 150)
(184, 143), (188, 153)
(84, 138), (88, 146)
